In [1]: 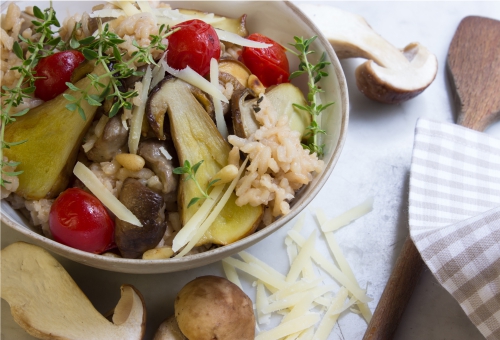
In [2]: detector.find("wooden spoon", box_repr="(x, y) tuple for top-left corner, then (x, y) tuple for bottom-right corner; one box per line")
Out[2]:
(363, 15), (500, 340)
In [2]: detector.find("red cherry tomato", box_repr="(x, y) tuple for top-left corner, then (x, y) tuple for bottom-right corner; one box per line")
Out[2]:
(49, 188), (115, 254)
(166, 19), (221, 76)
(34, 50), (85, 101)
(240, 33), (290, 87)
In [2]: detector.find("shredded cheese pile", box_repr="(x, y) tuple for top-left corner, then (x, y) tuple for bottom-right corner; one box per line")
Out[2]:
(222, 197), (374, 339)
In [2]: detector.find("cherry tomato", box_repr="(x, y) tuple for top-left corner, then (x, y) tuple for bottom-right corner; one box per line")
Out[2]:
(49, 188), (115, 254)
(240, 33), (290, 87)
(166, 19), (221, 76)
(34, 50), (85, 101)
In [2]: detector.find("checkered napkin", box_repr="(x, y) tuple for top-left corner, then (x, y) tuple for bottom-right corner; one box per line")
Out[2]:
(409, 118), (500, 340)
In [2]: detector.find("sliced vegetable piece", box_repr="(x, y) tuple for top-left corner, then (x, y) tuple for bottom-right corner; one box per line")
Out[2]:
(158, 79), (262, 250)
(73, 161), (142, 227)
(219, 59), (251, 87)
(1, 242), (146, 340)
(4, 64), (109, 200)
(115, 178), (166, 258)
(232, 83), (311, 140)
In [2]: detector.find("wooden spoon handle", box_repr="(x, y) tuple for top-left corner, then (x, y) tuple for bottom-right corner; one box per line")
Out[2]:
(363, 236), (424, 340)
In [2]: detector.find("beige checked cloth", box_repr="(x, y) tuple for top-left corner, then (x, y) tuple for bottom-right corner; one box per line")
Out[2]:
(409, 118), (500, 339)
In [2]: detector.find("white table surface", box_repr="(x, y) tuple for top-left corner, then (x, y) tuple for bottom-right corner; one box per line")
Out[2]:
(2, 1), (500, 339)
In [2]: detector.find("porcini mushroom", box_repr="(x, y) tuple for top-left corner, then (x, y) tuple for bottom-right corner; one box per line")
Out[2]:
(1, 242), (146, 340)
(174, 275), (255, 340)
(153, 316), (187, 340)
(299, 4), (438, 104)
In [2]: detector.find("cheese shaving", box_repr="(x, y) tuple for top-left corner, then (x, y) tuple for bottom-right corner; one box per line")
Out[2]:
(286, 230), (316, 283)
(163, 58), (228, 103)
(239, 251), (286, 282)
(215, 29), (272, 48)
(175, 158), (248, 257)
(210, 58), (228, 138)
(128, 65), (152, 155)
(313, 288), (349, 340)
(172, 184), (225, 252)
(254, 313), (320, 340)
(287, 230), (370, 303)
(222, 261), (243, 290)
(317, 208), (373, 322)
(107, 1), (140, 16)
(223, 257), (286, 291)
(256, 281), (271, 325)
(73, 162), (142, 227)
(320, 197), (374, 232)
(159, 146), (173, 161)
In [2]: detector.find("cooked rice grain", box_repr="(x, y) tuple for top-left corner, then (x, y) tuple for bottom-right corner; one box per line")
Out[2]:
(228, 95), (323, 219)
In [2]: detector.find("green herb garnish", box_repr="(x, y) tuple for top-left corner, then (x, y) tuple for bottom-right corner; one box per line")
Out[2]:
(0, 5), (61, 187)
(173, 160), (220, 208)
(65, 22), (177, 119)
(288, 36), (334, 157)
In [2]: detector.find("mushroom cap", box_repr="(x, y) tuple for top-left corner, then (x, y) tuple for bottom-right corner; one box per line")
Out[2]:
(174, 275), (255, 340)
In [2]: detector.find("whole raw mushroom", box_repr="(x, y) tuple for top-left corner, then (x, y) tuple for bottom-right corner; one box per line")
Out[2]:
(174, 275), (255, 340)
(299, 4), (438, 104)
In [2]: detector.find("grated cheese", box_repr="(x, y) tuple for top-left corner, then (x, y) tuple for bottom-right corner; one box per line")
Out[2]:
(313, 288), (349, 340)
(172, 184), (225, 252)
(256, 281), (271, 325)
(73, 162), (142, 227)
(128, 66), (152, 155)
(254, 313), (320, 340)
(159, 146), (173, 160)
(175, 158), (248, 257)
(215, 29), (272, 48)
(286, 230), (316, 283)
(320, 197), (374, 232)
(317, 208), (373, 322)
(287, 230), (370, 303)
(239, 251), (286, 282)
(223, 200), (374, 338)
(163, 58), (228, 103)
(221, 261), (242, 290)
(210, 58), (228, 138)
(223, 257), (286, 291)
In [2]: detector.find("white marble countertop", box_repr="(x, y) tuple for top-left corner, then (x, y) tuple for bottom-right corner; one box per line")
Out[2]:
(2, 1), (500, 339)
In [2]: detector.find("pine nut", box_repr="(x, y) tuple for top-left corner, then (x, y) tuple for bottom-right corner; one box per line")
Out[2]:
(212, 164), (239, 186)
(115, 153), (145, 172)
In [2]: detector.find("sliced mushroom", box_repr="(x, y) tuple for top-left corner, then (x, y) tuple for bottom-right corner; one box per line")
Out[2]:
(299, 4), (438, 104)
(232, 83), (311, 139)
(137, 139), (179, 196)
(87, 115), (129, 162)
(1, 242), (146, 339)
(157, 78), (262, 245)
(147, 76), (217, 140)
(219, 71), (246, 117)
(219, 59), (251, 87)
(115, 178), (167, 259)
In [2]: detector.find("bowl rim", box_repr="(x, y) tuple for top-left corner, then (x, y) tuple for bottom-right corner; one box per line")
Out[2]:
(1, 0), (349, 273)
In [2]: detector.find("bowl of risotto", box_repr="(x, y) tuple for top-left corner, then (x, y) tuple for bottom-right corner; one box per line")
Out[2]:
(0, 0), (348, 273)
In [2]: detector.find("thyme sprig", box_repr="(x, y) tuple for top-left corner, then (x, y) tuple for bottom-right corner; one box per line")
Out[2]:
(64, 23), (176, 119)
(288, 36), (334, 157)
(173, 160), (220, 208)
(0, 6), (61, 186)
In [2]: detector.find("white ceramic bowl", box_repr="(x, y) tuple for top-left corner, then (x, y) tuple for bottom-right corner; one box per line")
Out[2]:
(1, 1), (348, 273)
